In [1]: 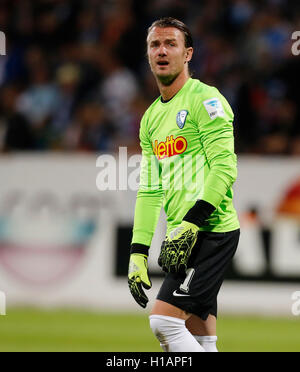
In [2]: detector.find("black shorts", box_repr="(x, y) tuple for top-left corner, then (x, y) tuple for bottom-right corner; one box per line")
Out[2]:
(156, 229), (240, 321)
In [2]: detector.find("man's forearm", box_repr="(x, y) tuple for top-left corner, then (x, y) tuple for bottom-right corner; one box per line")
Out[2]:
(131, 189), (164, 247)
(201, 152), (237, 209)
(184, 153), (237, 227)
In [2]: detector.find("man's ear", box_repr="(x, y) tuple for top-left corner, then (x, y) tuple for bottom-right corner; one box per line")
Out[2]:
(186, 47), (193, 63)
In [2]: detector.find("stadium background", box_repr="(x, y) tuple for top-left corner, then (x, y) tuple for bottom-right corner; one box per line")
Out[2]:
(0, 0), (300, 352)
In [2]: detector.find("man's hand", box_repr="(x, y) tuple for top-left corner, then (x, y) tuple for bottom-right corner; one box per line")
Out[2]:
(158, 221), (199, 275)
(128, 254), (152, 308)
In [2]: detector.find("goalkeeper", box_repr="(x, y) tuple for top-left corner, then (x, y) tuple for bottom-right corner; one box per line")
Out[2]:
(128, 17), (240, 352)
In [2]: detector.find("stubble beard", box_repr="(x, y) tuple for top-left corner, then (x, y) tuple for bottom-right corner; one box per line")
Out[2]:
(155, 72), (180, 87)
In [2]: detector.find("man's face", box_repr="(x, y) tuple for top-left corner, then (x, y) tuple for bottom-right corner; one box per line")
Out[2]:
(147, 26), (193, 86)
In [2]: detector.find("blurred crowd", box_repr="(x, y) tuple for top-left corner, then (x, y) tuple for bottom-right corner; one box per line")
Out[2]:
(0, 0), (299, 155)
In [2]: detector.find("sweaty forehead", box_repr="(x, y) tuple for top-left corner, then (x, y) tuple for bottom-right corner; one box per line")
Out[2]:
(147, 27), (184, 44)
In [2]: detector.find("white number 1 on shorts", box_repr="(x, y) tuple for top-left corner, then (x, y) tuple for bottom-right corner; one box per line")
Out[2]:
(179, 268), (195, 293)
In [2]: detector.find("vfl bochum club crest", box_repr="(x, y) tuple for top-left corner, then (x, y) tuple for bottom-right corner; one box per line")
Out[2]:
(176, 110), (188, 129)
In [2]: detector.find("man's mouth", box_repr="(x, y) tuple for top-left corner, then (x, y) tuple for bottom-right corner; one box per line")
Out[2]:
(157, 61), (169, 66)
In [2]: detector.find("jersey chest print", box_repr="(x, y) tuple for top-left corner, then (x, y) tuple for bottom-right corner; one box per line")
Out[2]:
(152, 110), (189, 160)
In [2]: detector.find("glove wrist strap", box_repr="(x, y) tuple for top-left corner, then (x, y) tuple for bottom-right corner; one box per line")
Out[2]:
(183, 199), (215, 228)
(131, 243), (149, 256)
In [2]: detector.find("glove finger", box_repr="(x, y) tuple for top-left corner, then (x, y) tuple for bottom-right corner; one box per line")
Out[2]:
(132, 289), (147, 308)
(168, 250), (179, 273)
(169, 259), (177, 274)
(159, 250), (168, 272)
(178, 262), (187, 276)
(162, 259), (170, 273)
(158, 241), (166, 267)
(177, 250), (185, 270)
(129, 279), (148, 308)
(135, 281), (149, 307)
(133, 292), (147, 308)
(141, 275), (152, 290)
(178, 249), (189, 275)
(169, 265), (177, 274)
(158, 255), (163, 267)
(163, 248), (172, 272)
(128, 279), (144, 307)
(158, 253), (166, 268)
(162, 264), (169, 273)
(130, 286), (147, 308)
(128, 278), (137, 298)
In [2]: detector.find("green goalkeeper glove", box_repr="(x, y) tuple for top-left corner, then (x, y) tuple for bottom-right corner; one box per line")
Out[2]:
(128, 252), (152, 308)
(158, 200), (216, 275)
(158, 220), (199, 275)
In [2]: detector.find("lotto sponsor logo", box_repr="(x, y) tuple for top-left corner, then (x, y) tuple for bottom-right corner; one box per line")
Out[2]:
(152, 135), (188, 160)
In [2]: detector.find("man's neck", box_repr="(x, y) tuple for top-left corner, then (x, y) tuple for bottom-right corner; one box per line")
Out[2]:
(157, 70), (190, 101)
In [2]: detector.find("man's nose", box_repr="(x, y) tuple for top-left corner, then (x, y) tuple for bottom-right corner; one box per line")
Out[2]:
(158, 45), (167, 56)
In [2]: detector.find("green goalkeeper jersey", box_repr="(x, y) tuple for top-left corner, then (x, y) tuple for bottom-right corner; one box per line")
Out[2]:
(132, 78), (240, 247)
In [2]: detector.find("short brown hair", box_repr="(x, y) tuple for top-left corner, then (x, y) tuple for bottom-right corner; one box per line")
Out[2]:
(147, 17), (193, 48)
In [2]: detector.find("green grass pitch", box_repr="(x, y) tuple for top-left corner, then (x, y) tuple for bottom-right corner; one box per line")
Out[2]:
(0, 308), (299, 352)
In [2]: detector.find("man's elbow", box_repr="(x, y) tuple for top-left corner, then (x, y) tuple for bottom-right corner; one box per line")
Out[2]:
(210, 154), (238, 186)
